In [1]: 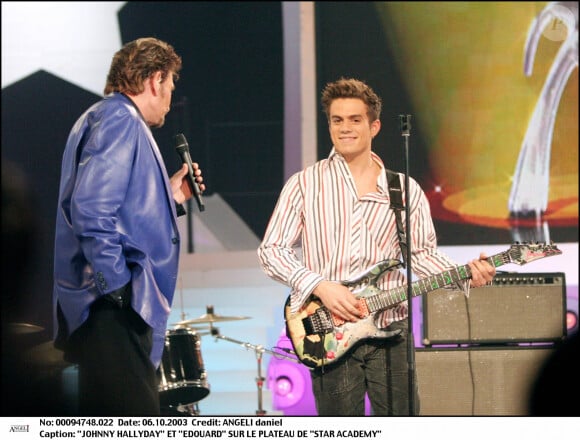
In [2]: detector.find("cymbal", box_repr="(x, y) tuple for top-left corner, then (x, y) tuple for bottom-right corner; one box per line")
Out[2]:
(173, 305), (250, 326)
(174, 314), (250, 325)
(172, 324), (210, 331)
(8, 322), (44, 335)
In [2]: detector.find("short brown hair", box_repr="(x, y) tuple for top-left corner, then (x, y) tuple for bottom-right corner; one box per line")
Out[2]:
(321, 77), (382, 122)
(104, 37), (182, 95)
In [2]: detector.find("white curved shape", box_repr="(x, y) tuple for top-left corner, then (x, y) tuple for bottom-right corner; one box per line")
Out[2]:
(508, 2), (578, 217)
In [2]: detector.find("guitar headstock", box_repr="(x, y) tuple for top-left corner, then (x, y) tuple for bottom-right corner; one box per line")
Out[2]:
(507, 241), (562, 265)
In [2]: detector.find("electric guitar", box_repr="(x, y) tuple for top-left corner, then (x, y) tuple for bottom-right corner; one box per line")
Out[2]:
(284, 242), (562, 368)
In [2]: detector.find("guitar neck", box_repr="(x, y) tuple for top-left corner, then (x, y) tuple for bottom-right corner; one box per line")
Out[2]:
(365, 252), (510, 314)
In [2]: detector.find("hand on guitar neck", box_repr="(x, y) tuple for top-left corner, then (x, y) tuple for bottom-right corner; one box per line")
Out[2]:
(467, 252), (497, 288)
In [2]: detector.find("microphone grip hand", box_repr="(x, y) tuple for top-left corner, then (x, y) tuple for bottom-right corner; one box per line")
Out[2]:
(175, 133), (205, 212)
(186, 158), (205, 212)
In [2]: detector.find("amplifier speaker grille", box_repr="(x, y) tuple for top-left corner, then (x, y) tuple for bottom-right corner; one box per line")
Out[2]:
(415, 346), (554, 415)
(422, 272), (566, 345)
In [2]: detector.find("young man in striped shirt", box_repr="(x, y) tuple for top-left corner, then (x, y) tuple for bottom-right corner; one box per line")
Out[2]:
(258, 77), (495, 416)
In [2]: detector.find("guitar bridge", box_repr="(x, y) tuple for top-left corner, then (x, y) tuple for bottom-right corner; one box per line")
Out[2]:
(303, 307), (334, 336)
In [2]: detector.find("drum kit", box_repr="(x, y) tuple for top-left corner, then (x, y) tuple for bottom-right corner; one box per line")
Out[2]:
(158, 305), (297, 416)
(6, 307), (297, 416)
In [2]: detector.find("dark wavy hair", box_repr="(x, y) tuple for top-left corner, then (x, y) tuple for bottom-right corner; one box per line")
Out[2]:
(104, 37), (182, 95)
(321, 77), (382, 122)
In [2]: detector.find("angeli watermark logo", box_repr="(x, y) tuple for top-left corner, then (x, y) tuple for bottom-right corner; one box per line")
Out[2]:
(9, 425), (29, 433)
(542, 4), (575, 42)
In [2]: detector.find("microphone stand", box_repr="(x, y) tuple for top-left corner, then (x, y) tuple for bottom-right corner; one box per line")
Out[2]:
(399, 114), (417, 415)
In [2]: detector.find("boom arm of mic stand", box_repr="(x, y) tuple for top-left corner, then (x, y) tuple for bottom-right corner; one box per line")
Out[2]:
(212, 330), (301, 415)
(212, 331), (299, 362)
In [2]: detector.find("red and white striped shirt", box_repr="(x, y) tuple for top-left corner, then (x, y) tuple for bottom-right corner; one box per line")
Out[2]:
(258, 149), (466, 327)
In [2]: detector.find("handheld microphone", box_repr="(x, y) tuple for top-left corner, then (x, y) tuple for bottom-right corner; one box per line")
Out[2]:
(174, 133), (205, 212)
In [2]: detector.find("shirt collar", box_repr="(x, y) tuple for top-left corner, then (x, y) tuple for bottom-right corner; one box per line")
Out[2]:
(328, 148), (388, 193)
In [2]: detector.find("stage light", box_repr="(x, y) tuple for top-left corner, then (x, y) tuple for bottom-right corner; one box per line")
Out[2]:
(267, 357), (309, 410)
(566, 310), (578, 333)
(274, 376), (292, 397)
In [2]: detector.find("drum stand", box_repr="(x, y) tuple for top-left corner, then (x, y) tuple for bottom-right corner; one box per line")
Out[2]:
(177, 402), (200, 416)
(211, 327), (297, 416)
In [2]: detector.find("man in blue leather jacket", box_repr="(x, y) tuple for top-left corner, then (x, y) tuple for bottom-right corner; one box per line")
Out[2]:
(53, 37), (204, 415)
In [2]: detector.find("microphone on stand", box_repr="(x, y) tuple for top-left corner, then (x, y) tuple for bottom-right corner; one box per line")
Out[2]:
(399, 114), (411, 136)
(174, 133), (205, 212)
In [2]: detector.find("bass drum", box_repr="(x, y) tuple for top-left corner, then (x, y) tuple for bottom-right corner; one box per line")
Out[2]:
(158, 327), (210, 406)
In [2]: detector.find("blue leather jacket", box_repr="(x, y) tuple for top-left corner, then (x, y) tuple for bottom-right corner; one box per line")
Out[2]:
(53, 93), (181, 367)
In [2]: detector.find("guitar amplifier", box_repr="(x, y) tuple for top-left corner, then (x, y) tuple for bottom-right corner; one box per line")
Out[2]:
(422, 272), (567, 345)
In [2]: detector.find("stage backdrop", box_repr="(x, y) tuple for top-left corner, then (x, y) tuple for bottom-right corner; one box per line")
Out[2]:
(2, 1), (578, 416)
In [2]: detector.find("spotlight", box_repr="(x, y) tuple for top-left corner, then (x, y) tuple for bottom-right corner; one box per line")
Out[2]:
(274, 376), (292, 397)
(566, 310), (578, 333)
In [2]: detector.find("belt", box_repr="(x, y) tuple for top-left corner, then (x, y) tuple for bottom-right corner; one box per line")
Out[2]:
(103, 283), (131, 308)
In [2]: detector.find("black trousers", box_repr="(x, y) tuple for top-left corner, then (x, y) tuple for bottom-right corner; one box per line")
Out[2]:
(67, 291), (160, 416)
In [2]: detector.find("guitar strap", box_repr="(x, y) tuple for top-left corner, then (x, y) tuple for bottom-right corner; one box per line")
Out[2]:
(386, 169), (408, 268)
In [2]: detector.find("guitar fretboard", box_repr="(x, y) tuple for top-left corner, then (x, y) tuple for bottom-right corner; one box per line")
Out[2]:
(364, 252), (511, 313)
